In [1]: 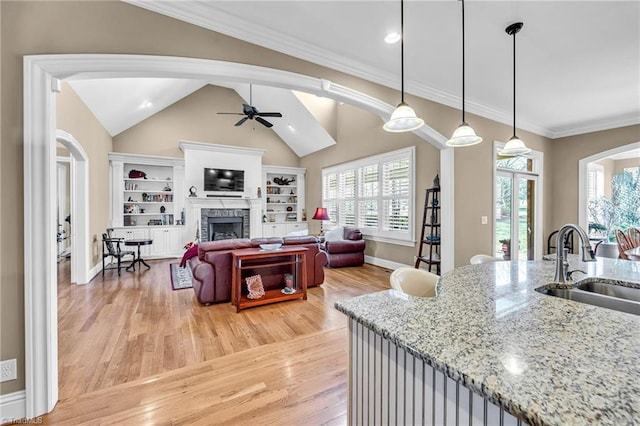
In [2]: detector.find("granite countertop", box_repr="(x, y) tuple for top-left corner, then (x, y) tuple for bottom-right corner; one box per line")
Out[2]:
(335, 256), (640, 426)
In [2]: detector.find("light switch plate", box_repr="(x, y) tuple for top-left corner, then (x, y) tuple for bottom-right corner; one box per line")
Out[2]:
(481, 216), (488, 225)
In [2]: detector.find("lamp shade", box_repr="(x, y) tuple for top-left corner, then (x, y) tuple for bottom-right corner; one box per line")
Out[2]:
(499, 135), (531, 157)
(312, 207), (330, 221)
(383, 103), (424, 132)
(446, 123), (483, 147)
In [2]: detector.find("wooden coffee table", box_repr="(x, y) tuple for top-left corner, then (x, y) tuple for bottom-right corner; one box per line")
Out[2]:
(231, 246), (307, 312)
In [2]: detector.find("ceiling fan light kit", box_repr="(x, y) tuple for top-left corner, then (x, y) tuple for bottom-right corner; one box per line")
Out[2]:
(446, 0), (482, 147)
(499, 21), (531, 157)
(384, 0), (424, 133)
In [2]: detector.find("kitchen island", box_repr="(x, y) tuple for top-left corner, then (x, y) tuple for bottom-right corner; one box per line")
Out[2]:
(335, 256), (639, 425)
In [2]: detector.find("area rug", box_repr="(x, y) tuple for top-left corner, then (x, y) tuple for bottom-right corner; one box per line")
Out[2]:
(170, 263), (193, 290)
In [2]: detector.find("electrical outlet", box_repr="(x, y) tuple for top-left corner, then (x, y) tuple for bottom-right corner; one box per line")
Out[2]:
(0, 359), (17, 382)
(481, 216), (488, 225)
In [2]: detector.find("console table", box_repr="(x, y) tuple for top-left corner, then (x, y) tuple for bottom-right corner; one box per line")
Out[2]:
(231, 246), (307, 312)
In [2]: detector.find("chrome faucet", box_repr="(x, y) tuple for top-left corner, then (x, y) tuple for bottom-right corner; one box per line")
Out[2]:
(554, 223), (596, 283)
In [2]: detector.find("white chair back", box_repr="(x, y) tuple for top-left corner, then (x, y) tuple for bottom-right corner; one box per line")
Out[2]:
(389, 267), (438, 297)
(470, 254), (500, 265)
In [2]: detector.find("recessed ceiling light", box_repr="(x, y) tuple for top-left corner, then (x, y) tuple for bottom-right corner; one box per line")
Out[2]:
(385, 32), (401, 44)
(288, 124), (295, 131)
(140, 100), (153, 109)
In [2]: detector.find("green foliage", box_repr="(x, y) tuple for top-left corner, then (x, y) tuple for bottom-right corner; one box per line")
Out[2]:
(588, 170), (640, 240)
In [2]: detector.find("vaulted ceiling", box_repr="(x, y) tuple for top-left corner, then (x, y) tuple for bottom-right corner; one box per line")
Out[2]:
(71, 1), (639, 156)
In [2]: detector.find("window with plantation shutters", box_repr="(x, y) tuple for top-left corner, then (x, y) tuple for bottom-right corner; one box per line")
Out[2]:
(321, 147), (415, 245)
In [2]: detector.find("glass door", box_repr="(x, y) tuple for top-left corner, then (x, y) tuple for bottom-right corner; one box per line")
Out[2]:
(495, 171), (537, 261)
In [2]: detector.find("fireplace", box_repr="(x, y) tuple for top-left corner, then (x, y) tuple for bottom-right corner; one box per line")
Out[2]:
(200, 208), (251, 241)
(208, 217), (243, 241)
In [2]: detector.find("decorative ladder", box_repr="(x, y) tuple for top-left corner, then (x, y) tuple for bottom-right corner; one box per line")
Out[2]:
(415, 187), (441, 274)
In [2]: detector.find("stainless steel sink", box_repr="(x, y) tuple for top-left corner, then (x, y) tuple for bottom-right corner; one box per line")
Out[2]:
(576, 281), (640, 303)
(536, 281), (640, 316)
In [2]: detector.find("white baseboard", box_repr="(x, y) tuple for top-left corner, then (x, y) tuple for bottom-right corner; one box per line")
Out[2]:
(364, 255), (411, 271)
(0, 390), (26, 423)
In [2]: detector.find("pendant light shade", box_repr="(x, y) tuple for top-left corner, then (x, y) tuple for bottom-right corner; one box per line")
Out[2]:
(384, 102), (424, 132)
(499, 22), (531, 157)
(384, 0), (424, 133)
(446, 0), (482, 147)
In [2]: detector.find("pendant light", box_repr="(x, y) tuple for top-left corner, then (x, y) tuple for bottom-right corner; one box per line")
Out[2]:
(383, 0), (424, 133)
(446, 0), (482, 147)
(499, 22), (531, 157)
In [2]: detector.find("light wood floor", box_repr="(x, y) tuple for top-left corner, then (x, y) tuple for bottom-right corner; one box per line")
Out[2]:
(46, 258), (391, 424)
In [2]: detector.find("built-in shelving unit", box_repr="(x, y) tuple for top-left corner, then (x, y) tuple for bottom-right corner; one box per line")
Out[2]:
(262, 166), (307, 237)
(109, 153), (186, 258)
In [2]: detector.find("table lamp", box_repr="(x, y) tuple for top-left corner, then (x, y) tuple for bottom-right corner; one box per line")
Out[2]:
(312, 207), (330, 235)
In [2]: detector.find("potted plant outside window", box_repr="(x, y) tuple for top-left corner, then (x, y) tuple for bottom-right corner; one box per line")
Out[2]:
(499, 239), (511, 260)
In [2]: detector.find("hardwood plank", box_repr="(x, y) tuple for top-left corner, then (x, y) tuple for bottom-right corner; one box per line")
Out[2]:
(49, 257), (392, 423)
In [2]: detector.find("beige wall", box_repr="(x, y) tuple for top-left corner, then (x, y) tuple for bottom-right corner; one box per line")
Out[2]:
(595, 158), (615, 198)
(57, 83), (113, 267)
(2, 0), (640, 397)
(548, 125), (640, 234)
(113, 85), (300, 166)
(301, 103), (440, 265)
(614, 157), (640, 175)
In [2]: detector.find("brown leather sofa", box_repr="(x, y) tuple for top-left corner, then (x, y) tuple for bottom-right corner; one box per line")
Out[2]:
(323, 227), (366, 268)
(188, 236), (327, 305)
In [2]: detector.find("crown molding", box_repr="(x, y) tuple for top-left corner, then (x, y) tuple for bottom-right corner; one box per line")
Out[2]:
(548, 113), (640, 139)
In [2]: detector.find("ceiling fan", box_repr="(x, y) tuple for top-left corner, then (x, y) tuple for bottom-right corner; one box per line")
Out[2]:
(217, 84), (283, 128)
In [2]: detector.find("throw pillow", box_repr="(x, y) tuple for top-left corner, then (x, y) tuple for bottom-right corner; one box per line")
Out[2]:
(324, 226), (344, 242)
(246, 275), (265, 299)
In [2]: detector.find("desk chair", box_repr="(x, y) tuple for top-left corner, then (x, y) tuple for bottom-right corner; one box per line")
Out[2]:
(102, 233), (135, 276)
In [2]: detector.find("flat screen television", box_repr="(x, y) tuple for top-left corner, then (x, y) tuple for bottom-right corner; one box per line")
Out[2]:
(204, 168), (245, 192)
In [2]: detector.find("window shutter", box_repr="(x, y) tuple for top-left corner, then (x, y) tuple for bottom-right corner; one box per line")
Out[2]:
(382, 159), (410, 232)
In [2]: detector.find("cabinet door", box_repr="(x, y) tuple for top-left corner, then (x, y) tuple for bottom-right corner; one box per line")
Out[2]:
(148, 228), (183, 257)
(148, 228), (167, 257)
(263, 223), (287, 237)
(165, 228), (183, 256)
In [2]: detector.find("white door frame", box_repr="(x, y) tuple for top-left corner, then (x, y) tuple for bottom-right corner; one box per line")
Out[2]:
(23, 54), (453, 418)
(493, 142), (544, 260)
(578, 141), (640, 232)
(56, 130), (90, 284)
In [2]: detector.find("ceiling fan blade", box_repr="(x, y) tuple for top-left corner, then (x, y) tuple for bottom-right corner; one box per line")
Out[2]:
(218, 112), (244, 115)
(255, 116), (273, 128)
(256, 112), (282, 117)
(235, 117), (249, 126)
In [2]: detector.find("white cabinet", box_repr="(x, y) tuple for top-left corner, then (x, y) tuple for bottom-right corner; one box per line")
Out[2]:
(262, 223), (287, 238)
(262, 165), (307, 237)
(109, 153), (186, 258)
(149, 228), (183, 257)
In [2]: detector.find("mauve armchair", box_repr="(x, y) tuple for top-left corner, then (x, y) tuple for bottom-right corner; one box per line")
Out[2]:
(322, 226), (366, 268)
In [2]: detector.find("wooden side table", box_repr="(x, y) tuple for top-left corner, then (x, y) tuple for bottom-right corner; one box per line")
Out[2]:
(231, 246), (308, 312)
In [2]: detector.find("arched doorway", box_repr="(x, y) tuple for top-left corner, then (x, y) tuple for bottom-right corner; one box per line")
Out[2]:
(55, 130), (90, 285)
(23, 54), (452, 418)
